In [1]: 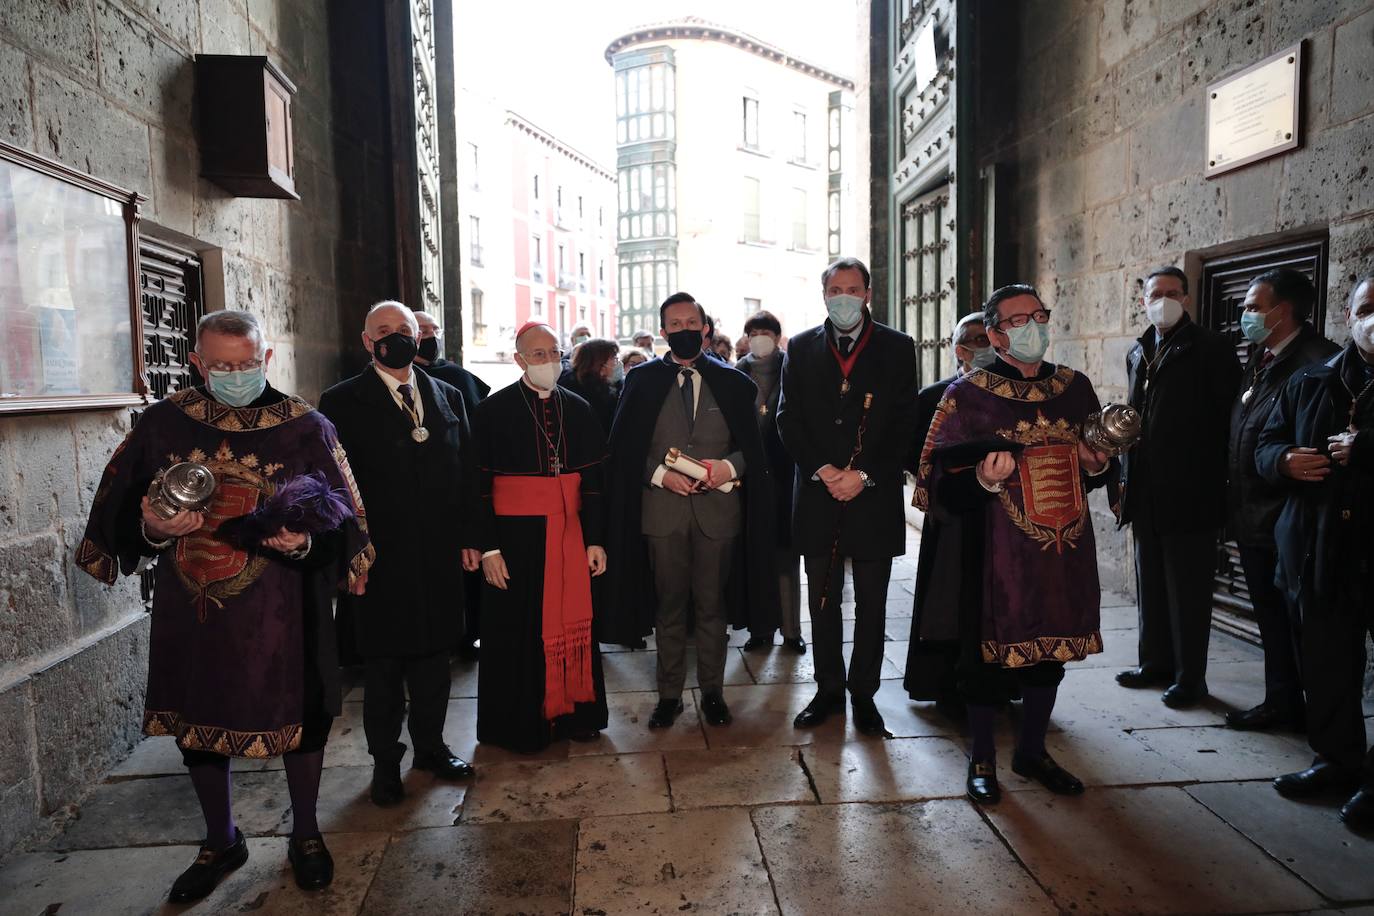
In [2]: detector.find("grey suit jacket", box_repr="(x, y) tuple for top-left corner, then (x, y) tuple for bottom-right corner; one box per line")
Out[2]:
(641, 371), (745, 539)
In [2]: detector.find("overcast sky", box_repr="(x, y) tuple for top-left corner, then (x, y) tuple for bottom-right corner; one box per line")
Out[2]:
(454, 0), (860, 163)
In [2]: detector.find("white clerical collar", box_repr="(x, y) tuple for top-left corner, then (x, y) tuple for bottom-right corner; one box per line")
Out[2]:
(522, 376), (553, 399)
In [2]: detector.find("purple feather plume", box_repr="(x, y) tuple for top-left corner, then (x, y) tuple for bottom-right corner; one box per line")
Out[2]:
(230, 472), (353, 547)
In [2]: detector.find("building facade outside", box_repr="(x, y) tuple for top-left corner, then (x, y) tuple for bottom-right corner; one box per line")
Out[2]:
(457, 93), (619, 369)
(605, 19), (856, 343)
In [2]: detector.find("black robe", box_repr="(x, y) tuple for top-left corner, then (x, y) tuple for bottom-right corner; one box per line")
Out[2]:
(464, 381), (610, 752)
(903, 374), (962, 700)
(602, 353), (780, 644)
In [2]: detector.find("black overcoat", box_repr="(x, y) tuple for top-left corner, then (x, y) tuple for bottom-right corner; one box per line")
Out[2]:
(603, 354), (780, 644)
(319, 367), (471, 657)
(735, 349), (795, 547)
(1121, 314), (1241, 533)
(418, 358), (490, 411)
(776, 315), (919, 559)
(1255, 344), (1374, 612)
(1227, 322), (1340, 548)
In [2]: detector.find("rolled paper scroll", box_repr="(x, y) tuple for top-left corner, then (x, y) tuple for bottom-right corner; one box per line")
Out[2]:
(665, 447), (739, 493)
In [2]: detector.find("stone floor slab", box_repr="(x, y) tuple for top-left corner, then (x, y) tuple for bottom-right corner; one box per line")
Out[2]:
(1100, 604), (1138, 630)
(1031, 724), (1193, 787)
(360, 821), (576, 916)
(699, 684), (849, 749)
(665, 745), (814, 809)
(1, 832), (388, 916)
(1052, 665), (1233, 730)
(754, 799), (1056, 914)
(48, 770), (289, 851)
(575, 808), (777, 915)
(1131, 725), (1315, 783)
(802, 737), (970, 804)
(742, 643), (902, 685)
(309, 764), (466, 835)
(462, 752), (670, 824)
(983, 785), (1325, 914)
(1187, 780), (1374, 903)
(601, 646), (754, 693)
(567, 690), (708, 758)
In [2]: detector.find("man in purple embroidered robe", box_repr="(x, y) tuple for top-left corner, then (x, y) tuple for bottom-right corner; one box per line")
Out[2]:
(913, 285), (1115, 805)
(76, 311), (372, 902)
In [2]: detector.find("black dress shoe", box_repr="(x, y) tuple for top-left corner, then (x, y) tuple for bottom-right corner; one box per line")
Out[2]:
(370, 758), (404, 807)
(851, 697), (887, 737)
(1340, 788), (1374, 833)
(1225, 700), (1301, 731)
(169, 828), (249, 902)
(568, 728), (601, 742)
(412, 745), (475, 780)
(966, 761), (1000, 805)
(701, 692), (733, 726)
(1273, 762), (1362, 798)
(1115, 668), (1171, 689)
(648, 698), (684, 729)
(1012, 751), (1085, 795)
(287, 835), (335, 891)
(1161, 683), (1207, 709)
(783, 636), (807, 654)
(793, 692), (845, 728)
(743, 634), (774, 651)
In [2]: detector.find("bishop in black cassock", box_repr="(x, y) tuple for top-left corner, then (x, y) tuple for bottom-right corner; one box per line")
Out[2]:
(464, 322), (609, 753)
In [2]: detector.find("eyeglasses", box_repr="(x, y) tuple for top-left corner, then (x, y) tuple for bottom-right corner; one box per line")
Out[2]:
(521, 347), (563, 364)
(993, 309), (1052, 331)
(199, 357), (264, 373)
(957, 333), (991, 348)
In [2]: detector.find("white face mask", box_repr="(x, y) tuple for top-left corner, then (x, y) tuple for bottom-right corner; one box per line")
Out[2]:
(825, 294), (865, 331)
(1146, 296), (1184, 330)
(524, 360), (560, 391)
(748, 335), (777, 358)
(1351, 313), (1374, 355)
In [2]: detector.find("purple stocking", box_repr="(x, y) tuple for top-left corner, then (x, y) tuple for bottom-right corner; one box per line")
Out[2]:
(284, 750), (325, 840)
(187, 758), (236, 850)
(1017, 685), (1058, 759)
(967, 704), (998, 764)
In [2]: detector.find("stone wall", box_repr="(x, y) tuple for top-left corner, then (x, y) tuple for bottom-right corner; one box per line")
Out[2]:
(0, 0), (396, 857)
(977, 0), (1374, 595)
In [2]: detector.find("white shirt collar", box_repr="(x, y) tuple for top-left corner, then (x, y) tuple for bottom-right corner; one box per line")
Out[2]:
(373, 363), (416, 392)
(1267, 326), (1300, 358)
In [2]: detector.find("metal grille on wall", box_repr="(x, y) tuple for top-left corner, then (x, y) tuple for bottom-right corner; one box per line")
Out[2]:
(411, 0), (443, 313)
(1199, 236), (1328, 640)
(135, 237), (206, 609)
(901, 186), (954, 387)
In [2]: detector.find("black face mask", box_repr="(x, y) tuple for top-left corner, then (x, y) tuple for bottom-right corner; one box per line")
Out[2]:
(372, 332), (418, 369)
(666, 328), (704, 361)
(417, 336), (440, 362)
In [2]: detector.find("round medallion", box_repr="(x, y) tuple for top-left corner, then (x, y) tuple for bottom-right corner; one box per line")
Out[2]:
(411, 426), (430, 443)
(1241, 387), (1254, 405)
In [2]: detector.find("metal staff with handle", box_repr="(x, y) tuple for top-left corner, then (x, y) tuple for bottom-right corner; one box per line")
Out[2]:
(818, 392), (874, 611)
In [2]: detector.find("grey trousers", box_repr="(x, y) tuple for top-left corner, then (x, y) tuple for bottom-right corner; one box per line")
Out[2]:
(647, 516), (736, 699)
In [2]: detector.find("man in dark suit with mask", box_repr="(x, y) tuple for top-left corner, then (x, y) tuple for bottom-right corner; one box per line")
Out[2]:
(778, 256), (918, 736)
(603, 293), (779, 729)
(319, 300), (474, 807)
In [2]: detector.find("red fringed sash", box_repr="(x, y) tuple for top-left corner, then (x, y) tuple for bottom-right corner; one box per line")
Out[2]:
(491, 474), (595, 720)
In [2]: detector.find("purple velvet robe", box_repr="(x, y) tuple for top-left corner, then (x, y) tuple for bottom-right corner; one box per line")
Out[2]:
(76, 387), (373, 758)
(912, 365), (1108, 668)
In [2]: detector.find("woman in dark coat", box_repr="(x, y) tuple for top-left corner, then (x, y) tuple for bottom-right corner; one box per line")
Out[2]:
(562, 338), (621, 435)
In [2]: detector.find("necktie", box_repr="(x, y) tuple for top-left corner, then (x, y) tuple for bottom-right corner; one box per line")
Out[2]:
(838, 336), (853, 357)
(679, 368), (695, 433)
(397, 383), (418, 422)
(1257, 351), (1275, 370)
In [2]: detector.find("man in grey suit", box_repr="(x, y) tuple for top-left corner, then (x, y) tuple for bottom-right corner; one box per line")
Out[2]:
(605, 293), (779, 728)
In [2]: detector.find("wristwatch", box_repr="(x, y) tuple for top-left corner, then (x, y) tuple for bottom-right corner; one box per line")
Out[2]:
(856, 470), (875, 488)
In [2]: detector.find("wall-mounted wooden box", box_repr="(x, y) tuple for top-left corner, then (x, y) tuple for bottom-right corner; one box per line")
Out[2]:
(196, 55), (300, 200)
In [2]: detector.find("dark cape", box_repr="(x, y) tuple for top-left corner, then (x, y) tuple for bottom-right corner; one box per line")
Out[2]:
(318, 367), (470, 658)
(75, 385), (372, 758)
(602, 353), (780, 644)
(912, 360), (1114, 672)
(464, 380), (610, 752)
(903, 374), (961, 700)
(417, 357), (490, 411)
(562, 372), (618, 438)
(736, 349), (794, 547)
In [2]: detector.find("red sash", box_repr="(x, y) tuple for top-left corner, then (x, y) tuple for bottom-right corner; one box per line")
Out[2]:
(827, 317), (875, 380)
(491, 474), (595, 720)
